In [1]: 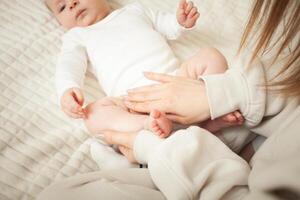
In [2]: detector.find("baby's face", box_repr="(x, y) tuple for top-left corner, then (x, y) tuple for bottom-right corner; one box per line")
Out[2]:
(46, 0), (111, 29)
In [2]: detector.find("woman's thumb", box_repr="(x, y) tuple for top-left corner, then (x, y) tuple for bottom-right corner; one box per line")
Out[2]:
(103, 131), (135, 148)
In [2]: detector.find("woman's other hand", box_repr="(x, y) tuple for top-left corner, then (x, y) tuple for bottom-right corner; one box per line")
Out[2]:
(103, 130), (138, 163)
(124, 72), (211, 124)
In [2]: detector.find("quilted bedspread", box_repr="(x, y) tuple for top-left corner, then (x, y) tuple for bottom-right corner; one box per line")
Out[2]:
(0, 0), (251, 199)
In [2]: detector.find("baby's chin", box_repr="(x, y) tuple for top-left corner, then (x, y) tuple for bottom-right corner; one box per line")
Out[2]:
(78, 15), (100, 27)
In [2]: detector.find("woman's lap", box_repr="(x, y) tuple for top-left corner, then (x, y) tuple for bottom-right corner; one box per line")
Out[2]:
(37, 168), (165, 200)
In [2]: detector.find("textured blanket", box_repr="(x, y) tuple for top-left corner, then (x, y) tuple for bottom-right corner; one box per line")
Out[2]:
(0, 0), (251, 199)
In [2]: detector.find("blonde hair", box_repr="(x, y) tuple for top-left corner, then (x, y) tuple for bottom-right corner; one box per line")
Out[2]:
(239, 0), (300, 97)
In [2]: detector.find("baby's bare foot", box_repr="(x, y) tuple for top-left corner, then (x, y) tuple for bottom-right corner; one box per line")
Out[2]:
(145, 110), (173, 138)
(202, 111), (244, 133)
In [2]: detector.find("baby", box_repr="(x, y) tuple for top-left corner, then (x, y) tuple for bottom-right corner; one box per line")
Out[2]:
(46, 0), (243, 167)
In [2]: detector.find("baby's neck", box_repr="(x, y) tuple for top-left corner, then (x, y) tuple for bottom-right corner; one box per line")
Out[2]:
(98, 7), (113, 22)
(89, 8), (112, 26)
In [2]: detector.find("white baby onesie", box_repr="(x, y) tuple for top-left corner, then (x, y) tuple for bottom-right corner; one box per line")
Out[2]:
(56, 2), (186, 99)
(56, 2), (187, 170)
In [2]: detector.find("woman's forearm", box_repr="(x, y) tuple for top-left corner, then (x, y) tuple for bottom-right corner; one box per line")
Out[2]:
(201, 59), (267, 127)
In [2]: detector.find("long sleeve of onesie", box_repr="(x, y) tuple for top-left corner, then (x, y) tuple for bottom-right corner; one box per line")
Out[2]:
(131, 3), (186, 40)
(56, 30), (88, 101)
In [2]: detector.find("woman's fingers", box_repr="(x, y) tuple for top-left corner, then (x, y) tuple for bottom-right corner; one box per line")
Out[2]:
(127, 83), (162, 93)
(143, 72), (179, 83)
(118, 146), (137, 163)
(123, 101), (149, 113)
(127, 72), (182, 94)
(166, 114), (188, 124)
(124, 99), (168, 113)
(103, 131), (138, 163)
(126, 89), (164, 102)
(103, 130), (135, 148)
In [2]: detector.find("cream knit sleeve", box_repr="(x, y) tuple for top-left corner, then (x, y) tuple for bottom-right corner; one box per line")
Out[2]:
(56, 29), (88, 101)
(201, 57), (267, 127)
(134, 127), (250, 200)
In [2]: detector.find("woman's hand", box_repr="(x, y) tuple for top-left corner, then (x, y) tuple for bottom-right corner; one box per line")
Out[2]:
(124, 72), (211, 124)
(103, 130), (138, 163)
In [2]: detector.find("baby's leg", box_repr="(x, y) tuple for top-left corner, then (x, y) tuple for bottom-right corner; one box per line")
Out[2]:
(178, 47), (244, 132)
(84, 97), (146, 135)
(177, 47), (228, 78)
(84, 97), (172, 137)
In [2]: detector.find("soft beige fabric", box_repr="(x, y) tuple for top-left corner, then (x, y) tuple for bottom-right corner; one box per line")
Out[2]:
(36, 108), (300, 200)
(131, 50), (300, 199)
(37, 169), (165, 200)
(133, 107), (300, 200)
(0, 0), (253, 199)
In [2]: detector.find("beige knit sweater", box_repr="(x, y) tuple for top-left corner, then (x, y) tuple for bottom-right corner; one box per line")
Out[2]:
(133, 55), (300, 200)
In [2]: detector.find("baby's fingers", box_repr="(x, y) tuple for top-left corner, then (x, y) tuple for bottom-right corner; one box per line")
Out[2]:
(185, 12), (199, 28)
(187, 7), (198, 19)
(63, 107), (84, 119)
(70, 103), (85, 116)
(185, 1), (194, 15)
(179, 0), (187, 9)
(63, 101), (85, 118)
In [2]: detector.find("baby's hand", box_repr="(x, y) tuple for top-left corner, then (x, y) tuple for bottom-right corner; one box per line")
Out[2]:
(177, 0), (200, 29)
(61, 87), (86, 119)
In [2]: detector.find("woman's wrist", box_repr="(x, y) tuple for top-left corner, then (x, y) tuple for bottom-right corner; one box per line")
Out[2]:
(200, 71), (245, 120)
(198, 79), (211, 121)
(198, 79), (213, 121)
(133, 130), (164, 164)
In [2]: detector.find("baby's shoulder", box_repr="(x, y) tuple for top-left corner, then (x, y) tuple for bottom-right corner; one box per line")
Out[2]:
(64, 27), (83, 37)
(62, 27), (85, 42)
(123, 1), (146, 13)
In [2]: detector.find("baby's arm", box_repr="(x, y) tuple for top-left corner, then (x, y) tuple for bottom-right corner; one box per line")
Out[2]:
(140, 0), (199, 40)
(56, 30), (88, 118)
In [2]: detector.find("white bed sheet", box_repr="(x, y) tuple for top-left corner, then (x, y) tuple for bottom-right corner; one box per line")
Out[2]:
(0, 0), (251, 199)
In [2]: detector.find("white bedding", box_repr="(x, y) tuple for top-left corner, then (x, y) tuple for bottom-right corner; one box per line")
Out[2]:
(0, 0), (251, 199)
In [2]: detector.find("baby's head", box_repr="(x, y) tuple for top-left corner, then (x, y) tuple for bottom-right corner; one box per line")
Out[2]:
(45, 0), (111, 29)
